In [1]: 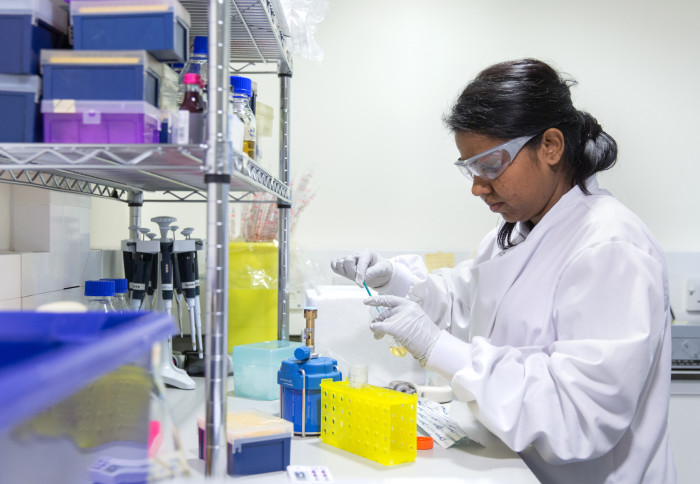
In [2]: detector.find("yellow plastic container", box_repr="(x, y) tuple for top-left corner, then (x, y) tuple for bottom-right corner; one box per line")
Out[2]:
(228, 241), (278, 352)
(319, 380), (417, 466)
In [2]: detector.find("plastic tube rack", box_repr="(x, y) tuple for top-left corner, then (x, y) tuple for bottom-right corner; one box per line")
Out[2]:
(319, 380), (417, 466)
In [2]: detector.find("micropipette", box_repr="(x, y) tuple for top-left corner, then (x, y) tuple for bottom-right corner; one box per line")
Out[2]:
(151, 216), (176, 317)
(362, 281), (407, 357)
(178, 228), (198, 354)
(170, 224), (184, 337)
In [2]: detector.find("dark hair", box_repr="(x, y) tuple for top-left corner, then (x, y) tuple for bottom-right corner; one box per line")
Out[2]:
(444, 58), (617, 249)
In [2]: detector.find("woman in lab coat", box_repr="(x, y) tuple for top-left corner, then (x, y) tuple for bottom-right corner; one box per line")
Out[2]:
(331, 58), (676, 484)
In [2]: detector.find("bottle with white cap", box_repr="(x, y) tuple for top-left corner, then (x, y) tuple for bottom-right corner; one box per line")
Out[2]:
(84, 280), (116, 312)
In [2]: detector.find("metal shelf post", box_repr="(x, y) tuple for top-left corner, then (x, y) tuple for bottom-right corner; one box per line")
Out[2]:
(278, 61), (292, 341)
(204, 0), (231, 477)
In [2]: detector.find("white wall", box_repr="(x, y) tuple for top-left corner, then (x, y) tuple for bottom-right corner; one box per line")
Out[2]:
(91, 0), (700, 255)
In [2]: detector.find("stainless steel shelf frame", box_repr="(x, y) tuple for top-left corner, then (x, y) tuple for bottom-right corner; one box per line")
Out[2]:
(0, 0), (294, 478)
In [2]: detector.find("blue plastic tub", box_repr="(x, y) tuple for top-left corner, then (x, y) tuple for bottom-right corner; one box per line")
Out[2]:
(0, 0), (69, 74)
(41, 49), (161, 107)
(71, 0), (191, 62)
(0, 74), (41, 142)
(0, 311), (176, 484)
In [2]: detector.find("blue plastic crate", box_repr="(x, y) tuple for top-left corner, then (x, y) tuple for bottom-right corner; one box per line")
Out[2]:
(71, 0), (190, 62)
(41, 49), (161, 107)
(0, 0), (69, 74)
(0, 74), (41, 142)
(0, 311), (176, 484)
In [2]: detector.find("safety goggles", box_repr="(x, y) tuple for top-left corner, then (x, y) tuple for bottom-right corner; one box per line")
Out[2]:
(454, 134), (536, 181)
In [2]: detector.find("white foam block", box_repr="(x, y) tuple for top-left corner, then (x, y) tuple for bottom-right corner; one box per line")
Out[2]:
(307, 285), (426, 387)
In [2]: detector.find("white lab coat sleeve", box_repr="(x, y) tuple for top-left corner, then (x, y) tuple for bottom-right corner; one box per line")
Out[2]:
(378, 254), (474, 336)
(426, 240), (667, 464)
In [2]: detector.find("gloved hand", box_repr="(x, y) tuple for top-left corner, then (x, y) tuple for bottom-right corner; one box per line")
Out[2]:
(330, 249), (393, 288)
(366, 295), (441, 365)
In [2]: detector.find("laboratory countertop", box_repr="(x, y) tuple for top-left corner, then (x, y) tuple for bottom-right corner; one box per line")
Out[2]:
(164, 377), (539, 484)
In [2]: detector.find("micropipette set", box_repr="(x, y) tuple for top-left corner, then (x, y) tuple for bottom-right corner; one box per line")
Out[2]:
(121, 216), (205, 390)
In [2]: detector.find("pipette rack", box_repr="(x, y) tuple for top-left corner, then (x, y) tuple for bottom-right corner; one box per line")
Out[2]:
(319, 380), (417, 466)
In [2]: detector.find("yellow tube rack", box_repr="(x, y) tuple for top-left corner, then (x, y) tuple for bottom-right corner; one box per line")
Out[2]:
(319, 379), (417, 466)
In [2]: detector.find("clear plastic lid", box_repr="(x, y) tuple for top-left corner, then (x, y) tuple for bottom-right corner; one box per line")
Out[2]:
(40, 49), (160, 72)
(70, 0), (190, 26)
(41, 99), (161, 121)
(197, 409), (293, 442)
(0, 74), (41, 101)
(0, 0), (69, 34)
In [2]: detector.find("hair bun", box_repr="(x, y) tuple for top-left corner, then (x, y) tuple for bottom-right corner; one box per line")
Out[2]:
(579, 111), (602, 141)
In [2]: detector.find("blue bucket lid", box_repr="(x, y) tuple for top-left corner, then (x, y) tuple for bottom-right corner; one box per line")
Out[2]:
(101, 278), (128, 294)
(193, 36), (208, 55)
(278, 356), (342, 390)
(85, 280), (115, 297)
(230, 76), (252, 97)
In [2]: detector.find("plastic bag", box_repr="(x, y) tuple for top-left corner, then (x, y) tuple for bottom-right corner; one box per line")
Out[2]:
(279, 0), (330, 61)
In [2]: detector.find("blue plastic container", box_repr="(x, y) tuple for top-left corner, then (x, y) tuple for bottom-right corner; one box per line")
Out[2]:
(278, 346), (343, 435)
(197, 409), (293, 476)
(0, 0), (69, 74)
(0, 311), (176, 484)
(232, 340), (303, 400)
(71, 0), (191, 62)
(0, 73), (41, 142)
(41, 49), (161, 107)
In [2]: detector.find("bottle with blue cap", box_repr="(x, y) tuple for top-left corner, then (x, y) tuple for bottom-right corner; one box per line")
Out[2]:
(230, 75), (257, 160)
(84, 280), (116, 312)
(178, 36), (208, 105)
(101, 278), (129, 312)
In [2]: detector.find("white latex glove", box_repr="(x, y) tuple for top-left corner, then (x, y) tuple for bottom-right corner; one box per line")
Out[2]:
(365, 295), (441, 365)
(330, 249), (393, 288)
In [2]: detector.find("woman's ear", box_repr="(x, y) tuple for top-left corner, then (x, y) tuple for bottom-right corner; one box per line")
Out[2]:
(539, 128), (565, 166)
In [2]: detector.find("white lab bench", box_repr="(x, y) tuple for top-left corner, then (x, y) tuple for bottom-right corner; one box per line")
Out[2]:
(669, 378), (700, 484)
(164, 377), (539, 483)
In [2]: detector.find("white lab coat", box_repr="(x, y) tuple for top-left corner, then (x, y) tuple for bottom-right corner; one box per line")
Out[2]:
(380, 179), (677, 484)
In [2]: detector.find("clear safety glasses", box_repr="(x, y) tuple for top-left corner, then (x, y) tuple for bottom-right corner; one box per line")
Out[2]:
(454, 134), (536, 181)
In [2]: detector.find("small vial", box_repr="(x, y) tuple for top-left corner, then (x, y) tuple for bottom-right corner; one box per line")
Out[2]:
(348, 364), (368, 389)
(84, 280), (116, 312)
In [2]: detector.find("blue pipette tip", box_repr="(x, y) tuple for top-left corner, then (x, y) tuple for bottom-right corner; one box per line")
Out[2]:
(362, 281), (381, 314)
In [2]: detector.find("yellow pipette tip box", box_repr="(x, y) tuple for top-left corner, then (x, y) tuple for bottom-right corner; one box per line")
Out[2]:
(320, 380), (417, 466)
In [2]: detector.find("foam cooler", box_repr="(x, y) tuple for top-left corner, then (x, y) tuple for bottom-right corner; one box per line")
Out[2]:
(71, 0), (191, 62)
(197, 410), (292, 476)
(41, 50), (162, 106)
(0, 311), (176, 484)
(0, 74), (41, 142)
(0, 0), (69, 74)
(42, 99), (161, 143)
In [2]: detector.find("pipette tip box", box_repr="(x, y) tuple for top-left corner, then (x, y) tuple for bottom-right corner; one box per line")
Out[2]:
(40, 49), (162, 107)
(0, 311), (176, 484)
(0, 73), (41, 142)
(197, 409), (293, 476)
(232, 340), (303, 400)
(41, 99), (161, 143)
(320, 379), (418, 466)
(70, 0), (191, 62)
(0, 0), (69, 74)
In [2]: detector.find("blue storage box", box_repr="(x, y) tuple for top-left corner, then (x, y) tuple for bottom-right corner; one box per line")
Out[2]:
(0, 311), (176, 484)
(0, 73), (41, 142)
(71, 0), (191, 62)
(0, 0), (69, 74)
(197, 410), (293, 476)
(41, 49), (162, 107)
(232, 340), (303, 400)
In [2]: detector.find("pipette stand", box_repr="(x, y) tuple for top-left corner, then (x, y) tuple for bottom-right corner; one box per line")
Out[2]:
(121, 236), (195, 390)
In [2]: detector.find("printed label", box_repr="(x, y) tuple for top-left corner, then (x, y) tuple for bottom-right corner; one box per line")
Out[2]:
(181, 281), (197, 289)
(130, 283), (146, 291)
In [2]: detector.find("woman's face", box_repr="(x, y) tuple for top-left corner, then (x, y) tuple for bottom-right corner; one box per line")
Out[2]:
(454, 129), (572, 225)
